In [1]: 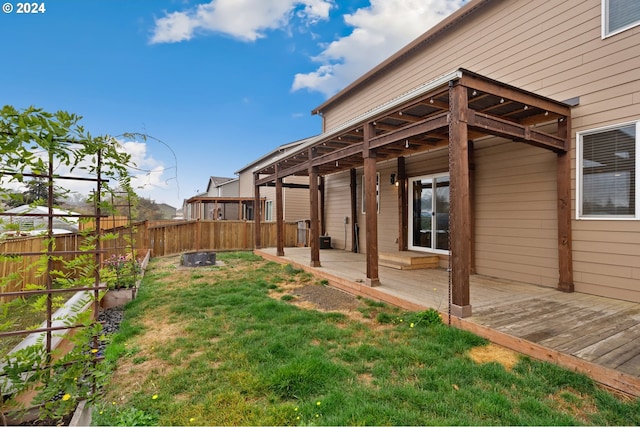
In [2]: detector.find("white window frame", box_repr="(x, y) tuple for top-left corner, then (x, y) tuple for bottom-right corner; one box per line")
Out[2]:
(602, 0), (640, 38)
(265, 200), (273, 222)
(576, 120), (640, 220)
(361, 173), (380, 214)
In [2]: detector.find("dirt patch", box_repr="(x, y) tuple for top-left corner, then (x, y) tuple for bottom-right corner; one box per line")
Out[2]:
(548, 387), (598, 425)
(468, 343), (520, 371)
(289, 285), (361, 312)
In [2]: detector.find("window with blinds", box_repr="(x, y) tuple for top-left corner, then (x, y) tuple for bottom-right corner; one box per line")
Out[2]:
(603, 0), (640, 37)
(578, 122), (638, 218)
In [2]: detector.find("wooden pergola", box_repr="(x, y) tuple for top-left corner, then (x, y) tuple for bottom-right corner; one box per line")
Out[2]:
(253, 68), (573, 318)
(185, 196), (264, 221)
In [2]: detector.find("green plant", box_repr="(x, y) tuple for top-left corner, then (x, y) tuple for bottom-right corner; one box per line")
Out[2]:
(0, 105), (139, 422)
(93, 405), (159, 426)
(103, 254), (141, 289)
(407, 308), (442, 327)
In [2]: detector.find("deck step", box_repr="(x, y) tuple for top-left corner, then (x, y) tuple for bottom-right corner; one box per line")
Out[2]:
(379, 252), (440, 270)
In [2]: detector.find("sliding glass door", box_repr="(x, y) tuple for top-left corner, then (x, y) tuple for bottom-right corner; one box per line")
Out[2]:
(408, 174), (450, 253)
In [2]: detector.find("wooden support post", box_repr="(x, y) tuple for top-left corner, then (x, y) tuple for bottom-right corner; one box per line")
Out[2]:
(449, 82), (472, 318)
(350, 168), (358, 253)
(254, 173), (262, 250)
(398, 156), (408, 251)
(468, 141), (476, 274)
(364, 122), (380, 286)
(276, 174), (285, 256)
(557, 117), (574, 292)
(309, 165), (321, 267)
(320, 176), (326, 236)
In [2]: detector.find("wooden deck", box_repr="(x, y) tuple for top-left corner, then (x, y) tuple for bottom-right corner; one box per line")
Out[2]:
(256, 247), (640, 396)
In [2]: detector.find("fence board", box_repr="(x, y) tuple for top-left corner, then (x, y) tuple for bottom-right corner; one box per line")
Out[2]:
(1, 220), (297, 299)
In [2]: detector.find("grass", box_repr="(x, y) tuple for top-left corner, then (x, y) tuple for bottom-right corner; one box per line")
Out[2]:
(93, 252), (640, 426)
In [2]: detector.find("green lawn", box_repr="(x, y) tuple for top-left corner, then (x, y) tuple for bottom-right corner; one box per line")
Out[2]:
(93, 252), (640, 426)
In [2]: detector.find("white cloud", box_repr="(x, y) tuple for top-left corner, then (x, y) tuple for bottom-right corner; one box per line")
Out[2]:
(292, 0), (467, 97)
(150, 0), (334, 43)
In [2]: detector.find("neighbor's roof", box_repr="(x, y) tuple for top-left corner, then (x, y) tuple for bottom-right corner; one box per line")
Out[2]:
(312, 0), (493, 115)
(234, 135), (319, 174)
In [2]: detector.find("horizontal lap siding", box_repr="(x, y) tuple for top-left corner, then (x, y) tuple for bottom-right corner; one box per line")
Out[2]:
(474, 140), (559, 287)
(284, 176), (310, 222)
(324, 171), (352, 250)
(318, 0), (640, 301)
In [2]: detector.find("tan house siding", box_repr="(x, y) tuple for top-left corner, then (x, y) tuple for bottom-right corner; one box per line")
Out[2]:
(317, 0), (640, 302)
(324, 170), (352, 250)
(473, 139), (559, 287)
(283, 176), (311, 222)
(238, 170), (254, 197)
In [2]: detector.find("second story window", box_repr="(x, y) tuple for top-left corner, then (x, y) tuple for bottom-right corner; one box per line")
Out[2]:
(602, 0), (640, 38)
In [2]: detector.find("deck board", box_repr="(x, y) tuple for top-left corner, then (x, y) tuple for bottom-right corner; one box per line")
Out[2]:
(255, 247), (640, 395)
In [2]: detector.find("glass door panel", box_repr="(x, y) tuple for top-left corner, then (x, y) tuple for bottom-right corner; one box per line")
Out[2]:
(411, 178), (433, 249)
(435, 176), (450, 250)
(409, 174), (449, 252)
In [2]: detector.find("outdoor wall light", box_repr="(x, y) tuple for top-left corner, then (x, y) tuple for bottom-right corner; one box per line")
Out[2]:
(390, 173), (396, 185)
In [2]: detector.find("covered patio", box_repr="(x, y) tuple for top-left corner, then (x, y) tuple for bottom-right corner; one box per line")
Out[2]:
(253, 68), (574, 319)
(256, 247), (640, 397)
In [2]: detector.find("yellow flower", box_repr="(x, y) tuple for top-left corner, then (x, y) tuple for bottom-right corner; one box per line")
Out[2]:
(99, 411), (103, 415)
(62, 394), (71, 401)
(296, 416), (300, 420)
(294, 407), (298, 412)
(410, 323), (415, 328)
(152, 394), (158, 400)
(189, 418), (195, 423)
(91, 349), (98, 353)
(112, 401), (116, 405)
(316, 401), (321, 406)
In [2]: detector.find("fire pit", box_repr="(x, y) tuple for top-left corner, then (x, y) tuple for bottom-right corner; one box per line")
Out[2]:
(181, 251), (216, 267)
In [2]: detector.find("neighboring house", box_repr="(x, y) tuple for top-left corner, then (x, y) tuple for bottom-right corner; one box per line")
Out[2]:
(0, 204), (79, 235)
(251, 0), (640, 316)
(236, 137), (315, 223)
(206, 176), (239, 197)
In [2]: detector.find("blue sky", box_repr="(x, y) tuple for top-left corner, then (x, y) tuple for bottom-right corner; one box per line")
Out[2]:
(1, 0), (466, 208)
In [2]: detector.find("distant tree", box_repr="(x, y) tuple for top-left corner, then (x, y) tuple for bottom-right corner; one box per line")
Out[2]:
(4, 178), (66, 208)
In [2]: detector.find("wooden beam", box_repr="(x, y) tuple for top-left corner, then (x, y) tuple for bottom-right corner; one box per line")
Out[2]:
(275, 174), (284, 256)
(469, 141), (476, 274)
(449, 82), (472, 318)
(398, 157), (408, 251)
(468, 111), (566, 152)
(350, 168), (358, 253)
(459, 71), (571, 117)
(262, 182), (310, 189)
(320, 176), (326, 236)
(363, 122), (380, 286)
(309, 166), (321, 267)
(557, 117), (574, 292)
(253, 173), (262, 249)
(256, 174), (276, 186)
(312, 143), (364, 167)
(369, 112), (449, 150)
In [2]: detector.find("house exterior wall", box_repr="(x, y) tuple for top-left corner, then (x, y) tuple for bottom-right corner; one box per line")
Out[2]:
(320, 0), (640, 302)
(283, 175), (311, 222)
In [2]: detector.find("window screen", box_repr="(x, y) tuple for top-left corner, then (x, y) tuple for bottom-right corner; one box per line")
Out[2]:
(604, 0), (640, 36)
(580, 124), (636, 217)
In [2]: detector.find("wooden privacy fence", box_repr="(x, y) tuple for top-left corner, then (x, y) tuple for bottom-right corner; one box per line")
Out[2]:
(148, 220), (298, 257)
(1, 220), (298, 298)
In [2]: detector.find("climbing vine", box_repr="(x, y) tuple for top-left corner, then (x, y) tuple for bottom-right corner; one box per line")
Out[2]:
(0, 105), (138, 423)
